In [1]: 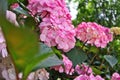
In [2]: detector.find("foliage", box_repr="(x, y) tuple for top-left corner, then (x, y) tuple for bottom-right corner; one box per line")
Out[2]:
(0, 0), (120, 80)
(73, 0), (120, 27)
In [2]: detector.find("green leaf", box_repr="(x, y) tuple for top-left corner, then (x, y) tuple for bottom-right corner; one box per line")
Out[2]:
(0, 18), (39, 71)
(92, 66), (102, 75)
(66, 47), (87, 66)
(23, 43), (62, 80)
(8, 0), (17, 4)
(33, 43), (63, 69)
(104, 55), (118, 68)
(8, 0), (24, 5)
(0, 17), (62, 80)
(24, 17), (36, 29)
(23, 52), (53, 80)
(35, 54), (63, 69)
(89, 46), (99, 54)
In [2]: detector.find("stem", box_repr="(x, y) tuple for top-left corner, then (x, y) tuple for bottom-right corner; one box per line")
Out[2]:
(89, 53), (98, 65)
(99, 58), (105, 70)
(81, 41), (87, 49)
(86, 53), (98, 74)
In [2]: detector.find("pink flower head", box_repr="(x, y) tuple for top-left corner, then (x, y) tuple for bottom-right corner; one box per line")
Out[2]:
(27, 0), (76, 52)
(75, 22), (113, 48)
(111, 72), (120, 80)
(74, 74), (88, 80)
(6, 10), (19, 26)
(75, 64), (92, 75)
(10, 3), (19, 10)
(62, 54), (74, 75)
(0, 28), (8, 58)
(74, 74), (104, 80)
(89, 74), (104, 80)
(51, 54), (74, 75)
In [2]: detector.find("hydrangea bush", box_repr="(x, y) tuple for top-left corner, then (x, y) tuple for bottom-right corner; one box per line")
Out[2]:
(0, 0), (120, 80)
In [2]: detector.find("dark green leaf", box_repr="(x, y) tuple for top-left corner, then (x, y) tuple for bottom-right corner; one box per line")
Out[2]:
(33, 43), (63, 69)
(104, 55), (118, 68)
(35, 54), (63, 69)
(66, 47), (87, 66)
(8, 0), (24, 5)
(24, 17), (36, 29)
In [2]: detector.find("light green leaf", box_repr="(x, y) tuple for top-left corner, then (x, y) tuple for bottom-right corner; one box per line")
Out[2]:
(104, 55), (118, 68)
(0, 18), (39, 71)
(92, 66), (102, 75)
(89, 46), (99, 54)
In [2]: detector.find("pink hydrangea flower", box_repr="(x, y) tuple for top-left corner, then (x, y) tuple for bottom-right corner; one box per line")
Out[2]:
(75, 22), (113, 48)
(74, 74), (88, 80)
(89, 74), (105, 80)
(0, 28), (8, 58)
(111, 72), (120, 80)
(40, 26), (76, 52)
(75, 64), (92, 75)
(10, 3), (19, 9)
(27, 0), (76, 52)
(51, 54), (74, 75)
(74, 74), (104, 80)
(6, 10), (19, 26)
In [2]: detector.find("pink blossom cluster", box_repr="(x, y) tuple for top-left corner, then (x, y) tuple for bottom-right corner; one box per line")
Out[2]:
(10, 3), (19, 9)
(6, 10), (19, 26)
(111, 72), (120, 80)
(74, 74), (104, 80)
(75, 64), (92, 75)
(74, 64), (104, 80)
(0, 28), (8, 58)
(52, 60), (104, 80)
(52, 54), (74, 75)
(76, 22), (113, 48)
(27, 0), (76, 52)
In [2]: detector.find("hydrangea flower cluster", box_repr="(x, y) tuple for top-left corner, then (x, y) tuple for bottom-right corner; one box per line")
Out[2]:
(27, 0), (76, 52)
(52, 54), (74, 75)
(76, 22), (113, 48)
(74, 74), (104, 80)
(74, 64), (104, 80)
(6, 10), (19, 26)
(75, 64), (92, 75)
(52, 61), (104, 80)
(111, 72), (120, 80)
(0, 28), (7, 58)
